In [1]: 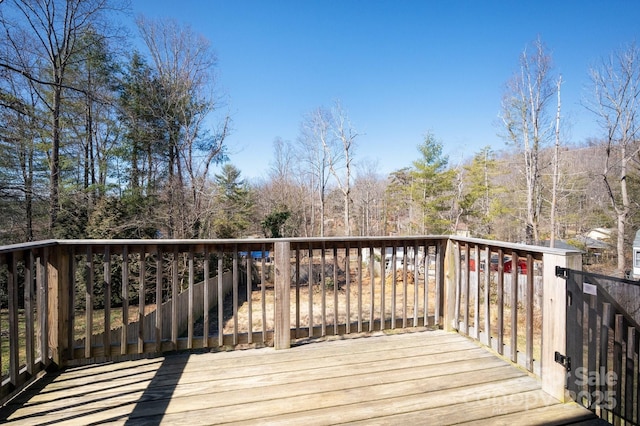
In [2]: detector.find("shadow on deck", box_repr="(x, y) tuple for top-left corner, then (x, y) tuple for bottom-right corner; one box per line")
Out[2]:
(1, 330), (602, 425)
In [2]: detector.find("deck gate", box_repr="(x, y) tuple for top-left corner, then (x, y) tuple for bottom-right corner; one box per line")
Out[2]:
(559, 267), (640, 425)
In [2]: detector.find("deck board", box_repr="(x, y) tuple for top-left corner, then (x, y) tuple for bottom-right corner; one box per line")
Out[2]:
(1, 330), (597, 425)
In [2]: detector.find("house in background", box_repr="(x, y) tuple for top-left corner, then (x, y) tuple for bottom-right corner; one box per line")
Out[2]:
(586, 227), (613, 242)
(633, 230), (640, 279)
(577, 235), (611, 265)
(542, 230), (612, 265)
(455, 221), (470, 237)
(580, 228), (614, 265)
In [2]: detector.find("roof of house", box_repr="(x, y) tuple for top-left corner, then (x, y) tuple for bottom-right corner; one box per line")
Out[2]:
(540, 239), (585, 252)
(586, 228), (614, 241)
(576, 235), (610, 250)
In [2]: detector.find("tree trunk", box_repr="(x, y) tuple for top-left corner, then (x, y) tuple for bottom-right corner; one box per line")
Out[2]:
(550, 78), (562, 248)
(617, 149), (630, 272)
(344, 188), (350, 236)
(617, 212), (626, 273)
(19, 135), (34, 242)
(50, 78), (62, 234)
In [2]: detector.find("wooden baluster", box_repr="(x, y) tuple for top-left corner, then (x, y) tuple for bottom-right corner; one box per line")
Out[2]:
(217, 251), (224, 347)
(156, 247), (163, 351)
(121, 246), (129, 355)
(246, 249), (253, 344)
(483, 247), (491, 347)
(202, 246), (209, 348)
(261, 243), (267, 343)
(345, 243), (351, 334)
(497, 248), (504, 355)
(525, 253), (534, 371)
(85, 246), (93, 359)
(138, 248), (145, 354)
(510, 250), (518, 363)
(103, 246), (111, 357)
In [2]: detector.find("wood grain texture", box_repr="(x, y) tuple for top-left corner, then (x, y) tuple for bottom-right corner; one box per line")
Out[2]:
(1, 330), (595, 425)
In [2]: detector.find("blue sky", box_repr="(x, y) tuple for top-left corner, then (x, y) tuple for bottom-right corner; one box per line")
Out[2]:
(131, 1), (640, 180)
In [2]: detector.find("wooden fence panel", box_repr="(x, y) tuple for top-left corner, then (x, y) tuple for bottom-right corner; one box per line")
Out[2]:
(564, 268), (640, 424)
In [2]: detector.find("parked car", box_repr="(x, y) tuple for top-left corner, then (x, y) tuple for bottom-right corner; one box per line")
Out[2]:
(503, 258), (527, 274)
(467, 257), (476, 270)
(384, 247), (417, 272)
(461, 253), (476, 270)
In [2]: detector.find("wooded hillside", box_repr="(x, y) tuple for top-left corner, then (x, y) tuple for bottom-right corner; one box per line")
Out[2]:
(1, 1), (639, 275)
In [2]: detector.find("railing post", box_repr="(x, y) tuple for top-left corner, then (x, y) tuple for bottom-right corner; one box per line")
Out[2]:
(443, 239), (458, 332)
(47, 245), (71, 367)
(274, 241), (291, 349)
(541, 250), (582, 402)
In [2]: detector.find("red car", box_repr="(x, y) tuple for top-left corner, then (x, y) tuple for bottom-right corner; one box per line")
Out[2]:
(503, 258), (527, 274)
(468, 258), (476, 270)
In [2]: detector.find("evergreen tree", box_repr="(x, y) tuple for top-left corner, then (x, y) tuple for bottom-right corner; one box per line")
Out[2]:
(384, 168), (413, 235)
(118, 52), (166, 196)
(410, 133), (455, 234)
(0, 78), (48, 243)
(461, 146), (506, 238)
(210, 164), (254, 238)
(261, 209), (291, 238)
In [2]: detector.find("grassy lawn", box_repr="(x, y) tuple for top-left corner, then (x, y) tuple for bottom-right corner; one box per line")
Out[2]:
(73, 304), (157, 341)
(1, 272), (542, 378)
(1, 305), (158, 377)
(1, 309), (27, 377)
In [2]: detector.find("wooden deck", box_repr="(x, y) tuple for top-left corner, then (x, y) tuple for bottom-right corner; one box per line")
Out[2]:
(1, 330), (600, 425)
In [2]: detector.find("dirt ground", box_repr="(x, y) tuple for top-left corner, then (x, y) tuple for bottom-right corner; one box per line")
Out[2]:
(214, 268), (437, 336)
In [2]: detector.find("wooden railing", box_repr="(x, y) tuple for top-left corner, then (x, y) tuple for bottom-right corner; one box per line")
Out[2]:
(0, 236), (582, 407)
(274, 237), (445, 349)
(445, 238), (545, 372)
(0, 240), (55, 405)
(0, 239), (273, 404)
(444, 236), (583, 403)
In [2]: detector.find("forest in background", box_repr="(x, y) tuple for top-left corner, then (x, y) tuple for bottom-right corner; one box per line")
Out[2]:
(1, 1), (639, 275)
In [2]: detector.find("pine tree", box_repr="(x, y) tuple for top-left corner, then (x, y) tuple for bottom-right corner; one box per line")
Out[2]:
(410, 133), (455, 234)
(210, 164), (254, 238)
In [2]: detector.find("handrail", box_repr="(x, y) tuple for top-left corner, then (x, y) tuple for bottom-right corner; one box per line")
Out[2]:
(0, 240), (58, 255)
(448, 235), (582, 256)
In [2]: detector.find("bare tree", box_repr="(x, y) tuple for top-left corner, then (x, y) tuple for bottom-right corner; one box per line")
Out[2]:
(298, 107), (332, 236)
(136, 16), (228, 238)
(328, 101), (358, 236)
(451, 160), (471, 235)
(352, 159), (386, 236)
(550, 76), (563, 248)
(500, 38), (556, 244)
(254, 137), (307, 237)
(296, 102), (359, 236)
(586, 43), (640, 273)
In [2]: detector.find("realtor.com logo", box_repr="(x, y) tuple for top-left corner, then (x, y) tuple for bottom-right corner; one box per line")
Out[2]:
(567, 367), (618, 410)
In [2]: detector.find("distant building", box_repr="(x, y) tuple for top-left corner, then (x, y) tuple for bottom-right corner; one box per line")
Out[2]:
(586, 227), (613, 242)
(455, 222), (469, 237)
(633, 230), (640, 279)
(576, 235), (611, 265)
(541, 239), (583, 252)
